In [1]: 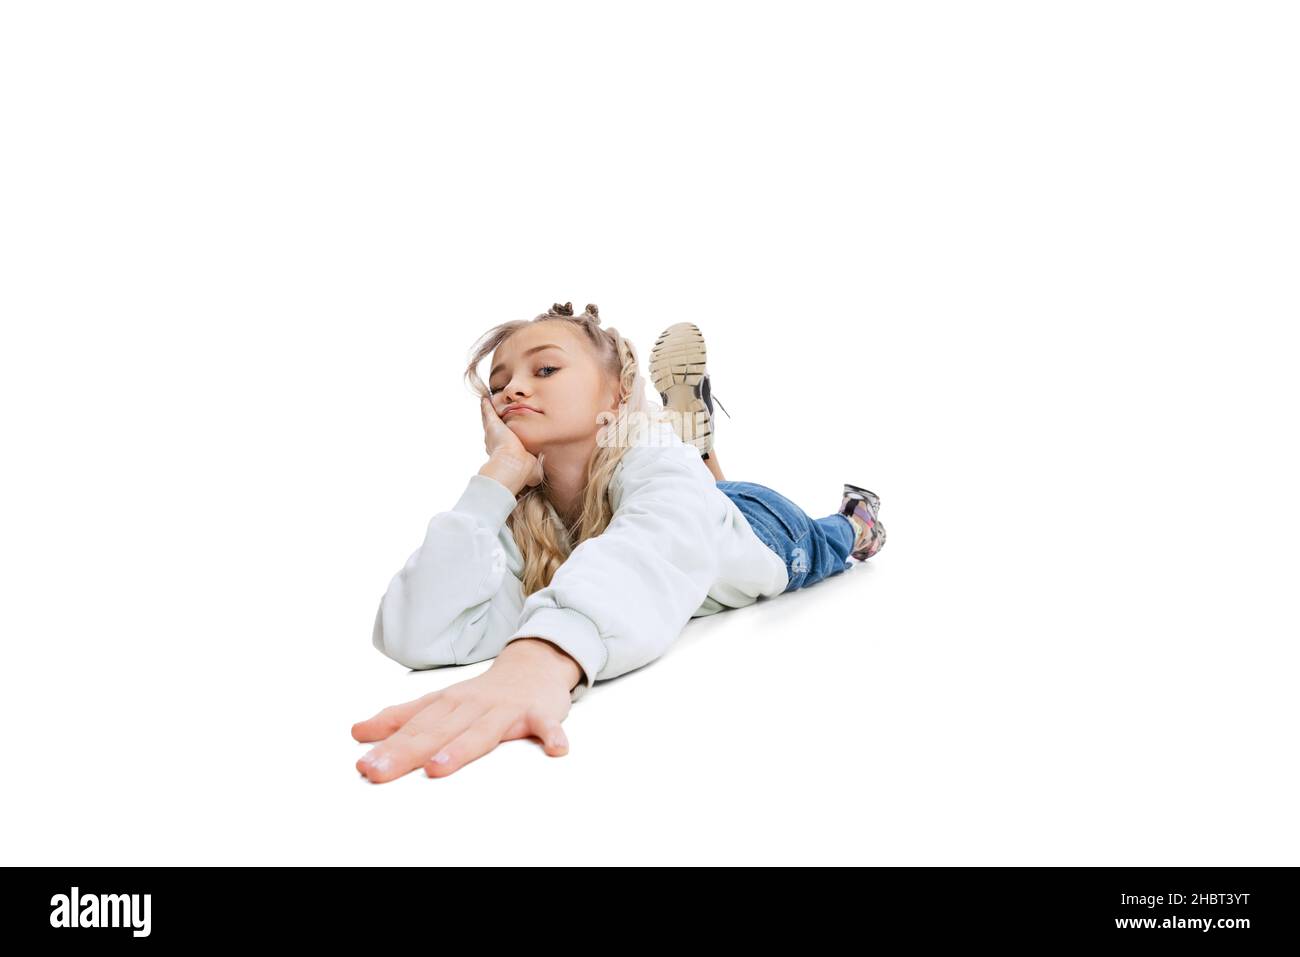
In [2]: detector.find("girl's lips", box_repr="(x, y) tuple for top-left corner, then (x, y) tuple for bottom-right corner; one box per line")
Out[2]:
(502, 407), (540, 417)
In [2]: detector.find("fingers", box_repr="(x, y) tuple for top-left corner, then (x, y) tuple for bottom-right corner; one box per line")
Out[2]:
(350, 690), (446, 743)
(357, 702), (569, 782)
(424, 706), (521, 777)
(527, 710), (569, 756)
(357, 698), (475, 783)
(481, 396), (501, 455)
(356, 696), (488, 785)
(482, 395), (507, 452)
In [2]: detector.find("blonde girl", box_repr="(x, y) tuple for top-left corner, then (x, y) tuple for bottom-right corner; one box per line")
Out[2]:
(352, 301), (885, 782)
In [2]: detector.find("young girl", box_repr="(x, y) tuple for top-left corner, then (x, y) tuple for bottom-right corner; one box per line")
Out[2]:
(352, 301), (886, 783)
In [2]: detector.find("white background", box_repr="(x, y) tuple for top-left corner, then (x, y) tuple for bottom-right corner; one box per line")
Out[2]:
(2, 1), (1296, 865)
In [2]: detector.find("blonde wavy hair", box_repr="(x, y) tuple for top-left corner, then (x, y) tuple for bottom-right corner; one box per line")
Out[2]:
(464, 301), (673, 597)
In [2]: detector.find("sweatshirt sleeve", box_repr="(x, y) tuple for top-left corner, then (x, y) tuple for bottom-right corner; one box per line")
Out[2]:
(372, 473), (533, 676)
(501, 442), (723, 703)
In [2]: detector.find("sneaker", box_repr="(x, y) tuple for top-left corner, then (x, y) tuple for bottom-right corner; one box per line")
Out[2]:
(840, 482), (886, 560)
(649, 322), (731, 458)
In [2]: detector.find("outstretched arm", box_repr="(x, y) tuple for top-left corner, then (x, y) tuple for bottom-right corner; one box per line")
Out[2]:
(354, 437), (723, 781)
(352, 636), (579, 782)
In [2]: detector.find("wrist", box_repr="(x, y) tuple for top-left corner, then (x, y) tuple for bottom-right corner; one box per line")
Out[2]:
(497, 637), (584, 693)
(479, 454), (532, 495)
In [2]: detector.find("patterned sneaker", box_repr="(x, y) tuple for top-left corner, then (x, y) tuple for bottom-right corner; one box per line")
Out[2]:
(649, 322), (731, 459)
(840, 482), (886, 560)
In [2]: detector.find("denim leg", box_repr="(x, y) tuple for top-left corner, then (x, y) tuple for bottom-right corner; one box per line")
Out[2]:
(716, 480), (857, 592)
(816, 513), (857, 572)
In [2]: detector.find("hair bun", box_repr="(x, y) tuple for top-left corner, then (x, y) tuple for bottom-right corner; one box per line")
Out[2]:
(548, 301), (574, 316)
(584, 303), (600, 324)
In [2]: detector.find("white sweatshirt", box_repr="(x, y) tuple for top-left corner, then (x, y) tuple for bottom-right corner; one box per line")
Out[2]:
(371, 415), (791, 701)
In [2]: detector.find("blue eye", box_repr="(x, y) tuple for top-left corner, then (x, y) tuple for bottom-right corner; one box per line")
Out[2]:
(488, 366), (559, 395)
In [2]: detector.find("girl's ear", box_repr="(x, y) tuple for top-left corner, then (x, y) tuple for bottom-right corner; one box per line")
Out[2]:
(603, 377), (624, 413)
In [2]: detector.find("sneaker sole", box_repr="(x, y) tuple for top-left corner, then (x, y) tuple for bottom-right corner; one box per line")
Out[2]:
(843, 482), (881, 514)
(649, 322), (713, 455)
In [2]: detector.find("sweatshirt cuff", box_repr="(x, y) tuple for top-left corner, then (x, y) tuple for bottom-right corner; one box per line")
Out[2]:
(452, 473), (520, 529)
(506, 606), (608, 703)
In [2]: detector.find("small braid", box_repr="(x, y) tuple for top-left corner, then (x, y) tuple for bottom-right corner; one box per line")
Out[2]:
(545, 301), (601, 324)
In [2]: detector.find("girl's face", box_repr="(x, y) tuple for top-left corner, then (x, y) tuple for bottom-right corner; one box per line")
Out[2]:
(487, 322), (619, 451)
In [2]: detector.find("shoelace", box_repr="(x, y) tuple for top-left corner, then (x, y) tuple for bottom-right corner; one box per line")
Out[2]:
(712, 393), (732, 419)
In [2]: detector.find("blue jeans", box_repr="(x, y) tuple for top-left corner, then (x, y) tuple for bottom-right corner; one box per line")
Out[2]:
(715, 480), (856, 592)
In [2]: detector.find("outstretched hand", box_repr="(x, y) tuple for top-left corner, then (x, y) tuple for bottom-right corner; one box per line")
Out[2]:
(352, 643), (574, 782)
(481, 395), (545, 489)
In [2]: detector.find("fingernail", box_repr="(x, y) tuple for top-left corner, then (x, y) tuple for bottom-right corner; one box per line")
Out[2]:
(361, 750), (391, 773)
(432, 751), (450, 765)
